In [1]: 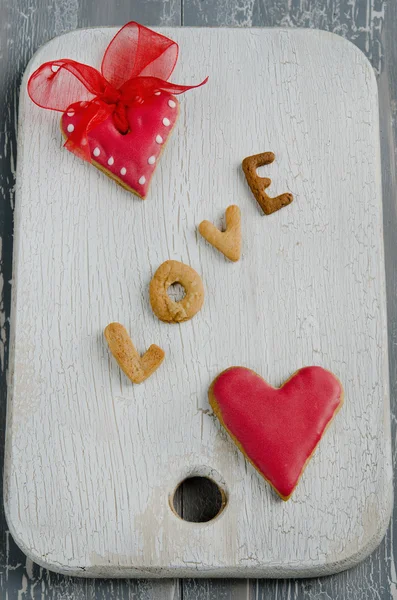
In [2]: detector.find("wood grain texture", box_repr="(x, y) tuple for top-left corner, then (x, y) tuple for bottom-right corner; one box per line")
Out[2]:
(1, 0), (396, 597)
(4, 26), (391, 579)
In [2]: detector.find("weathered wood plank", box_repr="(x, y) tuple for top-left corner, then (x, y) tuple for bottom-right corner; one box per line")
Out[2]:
(182, 579), (252, 599)
(78, 0), (181, 28)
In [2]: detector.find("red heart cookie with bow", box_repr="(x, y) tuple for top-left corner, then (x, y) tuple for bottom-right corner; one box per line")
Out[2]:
(61, 93), (179, 198)
(28, 22), (207, 199)
(209, 366), (343, 500)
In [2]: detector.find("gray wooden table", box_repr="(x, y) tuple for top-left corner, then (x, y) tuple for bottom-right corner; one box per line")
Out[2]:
(1, 0), (396, 598)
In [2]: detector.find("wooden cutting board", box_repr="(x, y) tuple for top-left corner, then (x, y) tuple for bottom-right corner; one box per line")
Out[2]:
(4, 27), (392, 578)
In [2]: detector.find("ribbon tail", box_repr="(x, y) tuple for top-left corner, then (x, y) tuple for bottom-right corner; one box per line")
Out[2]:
(156, 76), (209, 95)
(119, 76), (208, 103)
(28, 59), (111, 112)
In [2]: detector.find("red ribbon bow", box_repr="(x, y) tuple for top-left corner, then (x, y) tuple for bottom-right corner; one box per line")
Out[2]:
(28, 22), (208, 161)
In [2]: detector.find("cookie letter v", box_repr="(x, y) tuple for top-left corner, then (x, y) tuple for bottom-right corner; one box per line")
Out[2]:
(199, 205), (241, 262)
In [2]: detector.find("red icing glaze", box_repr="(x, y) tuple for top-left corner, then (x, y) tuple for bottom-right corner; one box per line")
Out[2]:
(61, 91), (178, 198)
(210, 366), (343, 499)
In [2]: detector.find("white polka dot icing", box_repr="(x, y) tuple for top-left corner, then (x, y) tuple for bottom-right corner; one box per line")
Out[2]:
(61, 87), (181, 199)
(67, 124), (74, 133)
(168, 100), (176, 108)
(154, 91), (161, 96)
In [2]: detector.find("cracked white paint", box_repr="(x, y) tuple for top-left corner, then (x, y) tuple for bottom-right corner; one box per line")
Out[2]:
(4, 27), (392, 578)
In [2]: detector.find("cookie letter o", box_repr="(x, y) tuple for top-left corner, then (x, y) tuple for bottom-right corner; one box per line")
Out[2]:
(149, 260), (204, 323)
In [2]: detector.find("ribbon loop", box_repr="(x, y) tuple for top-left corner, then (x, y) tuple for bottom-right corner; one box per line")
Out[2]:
(101, 21), (179, 88)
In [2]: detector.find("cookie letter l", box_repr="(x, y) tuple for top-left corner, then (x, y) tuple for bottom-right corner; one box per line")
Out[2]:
(104, 322), (165, 384)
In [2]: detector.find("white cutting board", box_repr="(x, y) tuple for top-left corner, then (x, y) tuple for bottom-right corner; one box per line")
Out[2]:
(4, 27), (392, 578)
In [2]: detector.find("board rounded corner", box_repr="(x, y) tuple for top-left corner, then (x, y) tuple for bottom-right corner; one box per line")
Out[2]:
(21, 27), (108, 84)
(4, 495), (50, 574)
(309, 29), (378, 96)
(325, 485), (393, 576)
(3, 502), (89, 577)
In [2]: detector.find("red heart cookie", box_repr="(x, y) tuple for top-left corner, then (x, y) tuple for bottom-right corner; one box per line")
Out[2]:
(61, 91), (179, 199)
(209, 366), (343, 500)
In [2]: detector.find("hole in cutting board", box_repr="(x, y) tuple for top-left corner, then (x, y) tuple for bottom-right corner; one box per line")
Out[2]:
(167, 283), (186, 302)
(171, 476), (226, 523)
